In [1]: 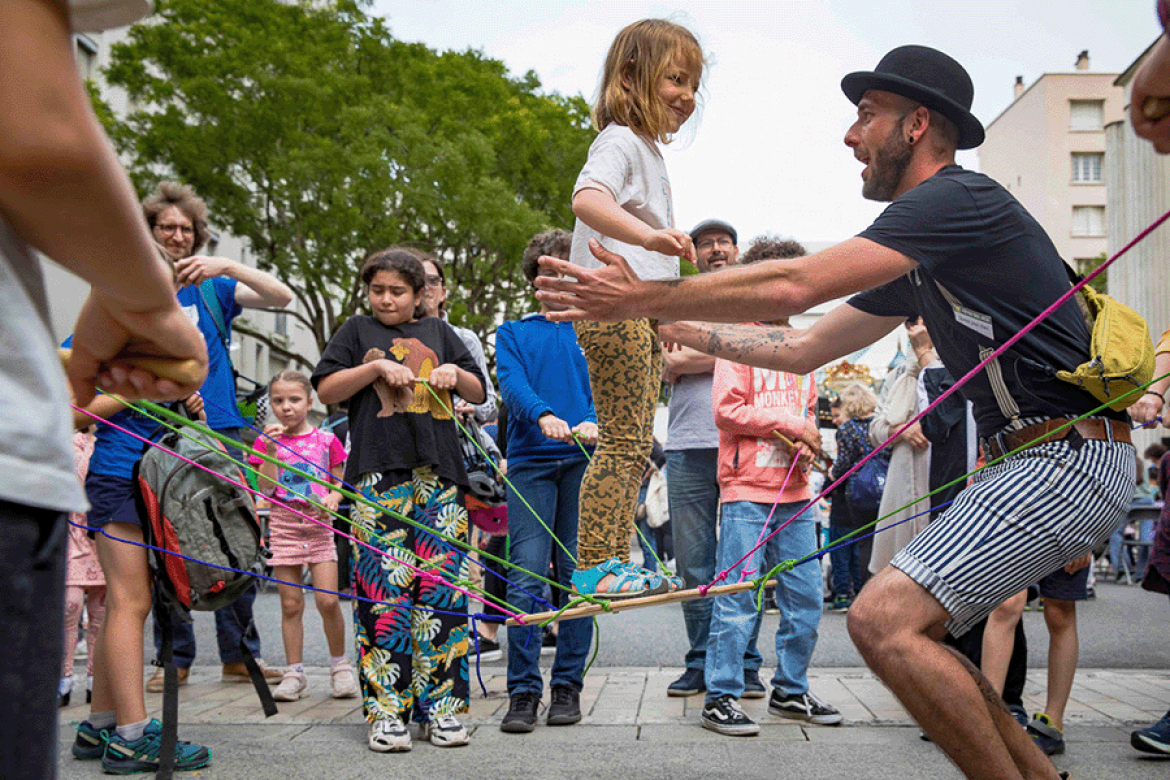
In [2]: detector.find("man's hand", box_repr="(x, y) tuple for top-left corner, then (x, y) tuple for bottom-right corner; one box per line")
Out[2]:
(174, 255), (236, 288)
(535, 239), (647, 322)
(895, 420), (930, 450)
(1131, 34), (1170, 154)
(642, 228), (697, 266)
(68, 292), (208, 405)
(183, 392), (206, 421)
(538, 413), (573, 442)
(1129, 393), (1165, 427)
(571, 421), (599, 447)
(662, 344), (716, 384)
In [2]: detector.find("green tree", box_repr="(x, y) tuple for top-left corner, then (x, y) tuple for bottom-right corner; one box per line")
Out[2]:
(101, 0), (593, 367)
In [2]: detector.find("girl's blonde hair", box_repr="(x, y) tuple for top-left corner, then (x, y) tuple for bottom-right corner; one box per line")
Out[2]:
(838, 383), (877, 420)
(594, 18), (704, 144)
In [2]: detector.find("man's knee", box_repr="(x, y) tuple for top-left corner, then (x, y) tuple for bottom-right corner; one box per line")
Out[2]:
(847, 568), (948, 652)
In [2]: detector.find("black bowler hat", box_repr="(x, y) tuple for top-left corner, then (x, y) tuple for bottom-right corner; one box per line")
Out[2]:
(841, 45), (985, 149)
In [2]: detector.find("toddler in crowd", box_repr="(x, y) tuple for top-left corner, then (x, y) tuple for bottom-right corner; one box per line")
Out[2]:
(249, 370), (357, 701)
(61, 428), (105, 708)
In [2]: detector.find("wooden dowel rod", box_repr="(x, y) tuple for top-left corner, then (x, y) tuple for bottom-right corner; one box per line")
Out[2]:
(505, 577), (780, 626)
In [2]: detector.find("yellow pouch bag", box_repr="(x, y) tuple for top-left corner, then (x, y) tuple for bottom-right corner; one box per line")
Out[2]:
(1055, 285), (1154, 411)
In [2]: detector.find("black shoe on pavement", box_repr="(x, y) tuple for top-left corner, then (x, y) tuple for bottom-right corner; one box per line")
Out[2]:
(768, 690), (843, 725)
(742, 669), (766, 699)
(501, 691), (541, 733)
(701, 694), (759, 736)
(667, 667), (705, 697)
(547, 685), (582, 726)
(474, 635), (503, 663)
(540, 627), (557, 657)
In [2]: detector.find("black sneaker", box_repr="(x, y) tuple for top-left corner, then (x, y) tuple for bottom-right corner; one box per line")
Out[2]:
(701, 694), (759, 736)
(546, 685), (581, 726)
(667, 667), (705, 697)
(1027, 713), (1065, 755)
(72, 720), (106, 760)
(500, 691), (541, 733)
(540, 627), (557, 657)
(474, 635), (503, 663)
(742, 669), (766, 699)
(768, 690), (843, 725)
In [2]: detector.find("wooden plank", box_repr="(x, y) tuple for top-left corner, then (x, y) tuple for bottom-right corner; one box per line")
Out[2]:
(504, 577), (780, 626)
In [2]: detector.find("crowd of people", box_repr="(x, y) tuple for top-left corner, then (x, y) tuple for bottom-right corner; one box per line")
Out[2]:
(5, 3), (1170, 780)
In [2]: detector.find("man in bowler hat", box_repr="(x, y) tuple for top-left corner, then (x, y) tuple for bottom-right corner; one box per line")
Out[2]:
(535, 45), (1124, 780)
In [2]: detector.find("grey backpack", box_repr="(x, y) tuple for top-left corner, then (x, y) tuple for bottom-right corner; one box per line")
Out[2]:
(135, 424), (262, 613)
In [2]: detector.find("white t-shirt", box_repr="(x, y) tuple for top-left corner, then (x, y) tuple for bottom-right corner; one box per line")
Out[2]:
(570, 124), (679, 282)
(0, 217), (87, 512)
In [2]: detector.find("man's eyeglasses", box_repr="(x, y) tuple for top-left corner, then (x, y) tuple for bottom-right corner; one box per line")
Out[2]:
(425, 274), (444, 288)
(696, 236), (734, 252)
(154, 223), (195, 237)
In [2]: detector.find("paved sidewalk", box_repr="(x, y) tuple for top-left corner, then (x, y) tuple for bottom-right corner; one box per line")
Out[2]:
(58, 665), (1169, 779)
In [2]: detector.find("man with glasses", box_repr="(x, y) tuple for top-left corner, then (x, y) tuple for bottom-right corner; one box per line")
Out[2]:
(141, 181), (294, 693)
(664, 220), (768, 699)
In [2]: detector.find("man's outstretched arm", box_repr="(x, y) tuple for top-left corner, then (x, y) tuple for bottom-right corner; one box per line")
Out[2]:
(535, 236), (917, 324)
(660, 303), (904, 376)
(0, 0), (207, 403)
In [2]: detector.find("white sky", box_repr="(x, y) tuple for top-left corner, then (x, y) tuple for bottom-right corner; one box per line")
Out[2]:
(371, 0), (1154, 247)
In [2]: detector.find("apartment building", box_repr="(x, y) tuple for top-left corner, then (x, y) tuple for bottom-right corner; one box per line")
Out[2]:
(979, 51), (1127, 276)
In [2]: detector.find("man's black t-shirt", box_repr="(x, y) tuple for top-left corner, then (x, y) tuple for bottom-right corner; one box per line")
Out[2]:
(848, 165), (1122, 438)
(311, 316), (484, 486)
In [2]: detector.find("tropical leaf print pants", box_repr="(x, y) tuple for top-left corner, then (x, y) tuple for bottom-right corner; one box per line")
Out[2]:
(350, 466), (470, 724)
(573, 318), (662, 570)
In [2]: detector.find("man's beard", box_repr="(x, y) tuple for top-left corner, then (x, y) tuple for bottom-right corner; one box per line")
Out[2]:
(701, 251), (729, 273)
(862, 123), (913, 202)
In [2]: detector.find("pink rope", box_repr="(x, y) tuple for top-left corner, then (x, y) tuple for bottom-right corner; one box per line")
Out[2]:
(74, 405), (523, 619)
(704, 207), (1170, 590)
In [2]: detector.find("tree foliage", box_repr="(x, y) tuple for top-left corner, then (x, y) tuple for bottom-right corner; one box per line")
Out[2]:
(101, 0), (593, 364)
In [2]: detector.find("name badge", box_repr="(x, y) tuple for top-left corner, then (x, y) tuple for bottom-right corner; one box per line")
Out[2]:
(952, 304), (994, 339)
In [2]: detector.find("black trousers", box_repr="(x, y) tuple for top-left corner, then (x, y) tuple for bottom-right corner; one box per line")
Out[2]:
(0, 501), (66, 780)
(946, 613), (1028, 709)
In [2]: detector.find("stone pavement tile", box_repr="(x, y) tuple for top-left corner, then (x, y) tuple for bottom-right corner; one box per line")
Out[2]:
(474, 723), (638, 743)
(638, 723), (807, 742)
(636, 693), (686, 722)
(803, 725), (918, 745)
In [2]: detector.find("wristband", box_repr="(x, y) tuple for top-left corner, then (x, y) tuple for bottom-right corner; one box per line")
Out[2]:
(1146, 390), (1165, 401)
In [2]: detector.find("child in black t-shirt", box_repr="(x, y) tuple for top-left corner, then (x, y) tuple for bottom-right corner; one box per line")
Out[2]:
(313, 248), (484, 753)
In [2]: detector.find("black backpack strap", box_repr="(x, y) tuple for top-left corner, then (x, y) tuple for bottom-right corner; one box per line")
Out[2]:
(154, 588), (179, 780)
(239, 627), (278, 717)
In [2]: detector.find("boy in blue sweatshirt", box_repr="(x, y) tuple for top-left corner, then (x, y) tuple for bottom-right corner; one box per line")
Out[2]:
(496, 230), (598, 734)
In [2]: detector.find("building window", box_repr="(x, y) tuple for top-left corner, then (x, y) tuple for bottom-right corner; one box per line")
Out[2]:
(1071, 206), (1105, 237)
(275, 311), (288, 338)
(1071, 153), (1103, 183)
(1069, 100), (1104, 131)
(75, 34), (98, 81)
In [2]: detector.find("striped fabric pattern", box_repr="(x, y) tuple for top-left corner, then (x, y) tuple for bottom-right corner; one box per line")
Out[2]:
(892, 423), (1134, 636)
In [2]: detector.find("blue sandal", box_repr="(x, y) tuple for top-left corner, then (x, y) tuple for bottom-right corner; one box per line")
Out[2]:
(572, 558), (669, 600)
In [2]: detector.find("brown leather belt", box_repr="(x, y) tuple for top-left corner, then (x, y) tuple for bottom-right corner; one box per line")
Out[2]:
(982, 418), (1131, 461)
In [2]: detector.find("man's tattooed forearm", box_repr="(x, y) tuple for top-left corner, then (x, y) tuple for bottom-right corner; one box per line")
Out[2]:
(701, 324), (791, 364)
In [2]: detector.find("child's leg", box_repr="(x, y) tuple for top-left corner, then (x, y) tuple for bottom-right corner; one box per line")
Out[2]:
(309, 560), (347, 658)
(766, 507), (823, 696)
(1040, 598), (1078, 731)
(85, 587), (107, 682)
(573, 319), (658, 581)
(704, 501), (773, 702)
(91, 522), (152, 725)
(273, 566), (305, 665)
(981, 591), (1027, 695)
(352, 472), (416, 722)
(409, 470), (469, 722)
(63, 585), (84, 681)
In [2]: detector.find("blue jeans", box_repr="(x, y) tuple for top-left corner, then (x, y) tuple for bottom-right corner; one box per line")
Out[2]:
(505, 456), (593, 695)
(667, 449), (762, 672)
(705, 501), (822, 702)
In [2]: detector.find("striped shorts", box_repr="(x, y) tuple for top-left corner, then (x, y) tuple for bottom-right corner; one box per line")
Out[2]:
(891, 433), (1134, 637)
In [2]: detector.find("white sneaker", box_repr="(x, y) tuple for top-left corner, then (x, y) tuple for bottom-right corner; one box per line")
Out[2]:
(369, 717), (412, 752)
(423, 714), (469, 747)
(272, 671), (309, 702)
(330, 660), (359, 699)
